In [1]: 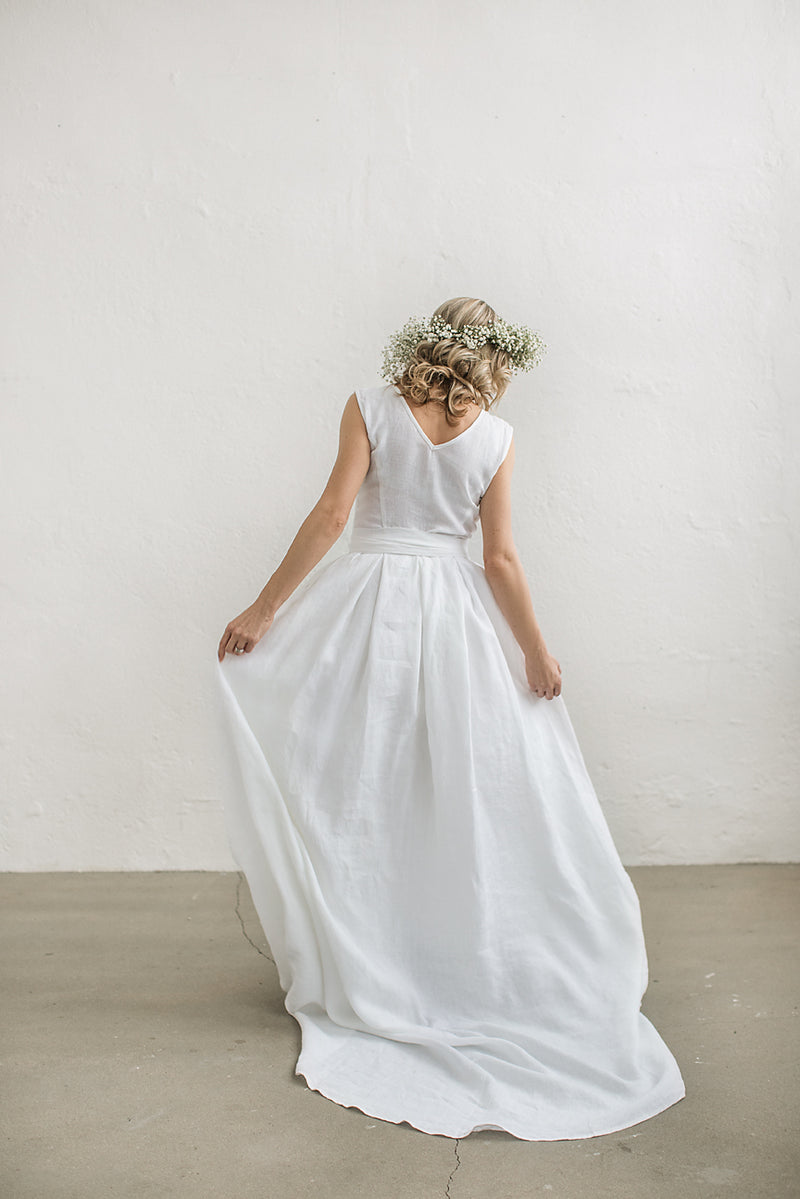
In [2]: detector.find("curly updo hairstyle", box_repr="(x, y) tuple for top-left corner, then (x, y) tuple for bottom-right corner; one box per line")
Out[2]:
(392, 297), (513, 425)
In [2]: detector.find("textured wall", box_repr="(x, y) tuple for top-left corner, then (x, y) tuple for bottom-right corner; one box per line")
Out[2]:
(2, 0), (798, 869)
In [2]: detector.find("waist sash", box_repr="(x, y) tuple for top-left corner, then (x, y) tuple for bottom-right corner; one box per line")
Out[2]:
(348, 525), (471, 558)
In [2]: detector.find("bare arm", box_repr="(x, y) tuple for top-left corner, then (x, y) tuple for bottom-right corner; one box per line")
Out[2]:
(479, 437), (562, 699)
(217, 392), (370, 660)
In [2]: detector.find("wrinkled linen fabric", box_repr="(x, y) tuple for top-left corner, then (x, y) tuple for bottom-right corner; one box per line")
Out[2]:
(213, 383), (685, 1139)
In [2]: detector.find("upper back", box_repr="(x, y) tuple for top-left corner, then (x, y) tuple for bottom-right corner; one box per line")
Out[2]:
(352, 384), (513, 538)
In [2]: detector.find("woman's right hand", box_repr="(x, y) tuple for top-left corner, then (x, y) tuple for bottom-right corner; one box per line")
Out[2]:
(525, 648), (562, 699)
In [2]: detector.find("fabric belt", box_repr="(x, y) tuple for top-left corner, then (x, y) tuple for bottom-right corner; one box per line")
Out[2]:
(348, 525), (472, 558)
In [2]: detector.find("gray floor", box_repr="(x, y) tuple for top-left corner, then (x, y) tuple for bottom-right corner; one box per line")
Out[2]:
(2, 866), (798, 1198)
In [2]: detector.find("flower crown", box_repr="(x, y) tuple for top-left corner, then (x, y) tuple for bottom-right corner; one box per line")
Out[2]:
(380, 313), (547, 382)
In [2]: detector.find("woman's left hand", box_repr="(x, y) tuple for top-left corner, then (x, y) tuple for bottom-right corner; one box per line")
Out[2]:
(217, 602), (275, 662)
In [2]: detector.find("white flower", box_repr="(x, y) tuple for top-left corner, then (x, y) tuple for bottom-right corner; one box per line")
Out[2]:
(380, 314), (546, 381)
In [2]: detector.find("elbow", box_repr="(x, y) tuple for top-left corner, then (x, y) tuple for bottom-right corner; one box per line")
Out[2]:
(483, 549), (517, 573)
(318, 503), (349, 535)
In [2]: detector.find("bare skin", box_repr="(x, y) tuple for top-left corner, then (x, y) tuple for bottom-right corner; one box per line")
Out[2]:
(478, 437), (562, 698)
(403, 384), (483, 442)
(216, 391), (562, 701)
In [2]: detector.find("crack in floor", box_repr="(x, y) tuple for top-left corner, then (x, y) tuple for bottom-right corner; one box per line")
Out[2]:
(234, 872), (275, 963)
(444, 1138), (462, 1197)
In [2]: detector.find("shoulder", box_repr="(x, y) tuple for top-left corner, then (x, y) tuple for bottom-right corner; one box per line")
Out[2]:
(353, 383), (395, 417)
(350, 384), (393, 448)
(353, 382), (392, 405)
(486, 404), (512, 426)
(484, 408), (514, 439)
(355, 382), (393, 396)
(483, 410), (514, 470)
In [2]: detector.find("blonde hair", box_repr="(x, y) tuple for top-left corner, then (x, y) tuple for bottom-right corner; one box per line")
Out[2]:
(391, 297), (513, 424)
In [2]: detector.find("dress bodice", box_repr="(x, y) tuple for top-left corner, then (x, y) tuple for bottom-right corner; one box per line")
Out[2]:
(352, 384), (514, 539)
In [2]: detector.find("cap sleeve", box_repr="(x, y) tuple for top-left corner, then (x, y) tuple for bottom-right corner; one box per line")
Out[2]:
(354, 387), (377, 451)
(480, 418), (513, 498)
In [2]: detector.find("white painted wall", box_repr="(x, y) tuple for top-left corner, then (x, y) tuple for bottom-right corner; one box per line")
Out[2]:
(2, 0), (798, 869)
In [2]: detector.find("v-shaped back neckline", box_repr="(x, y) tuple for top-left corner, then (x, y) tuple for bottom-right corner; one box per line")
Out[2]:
(394, 386), (485, 450)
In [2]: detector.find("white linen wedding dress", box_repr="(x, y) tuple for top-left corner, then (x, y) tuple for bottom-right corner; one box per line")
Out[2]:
(214, 382), (686, 1140)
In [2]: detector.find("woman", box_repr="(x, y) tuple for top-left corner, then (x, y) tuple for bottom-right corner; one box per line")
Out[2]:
(214, 296), (685, 1140)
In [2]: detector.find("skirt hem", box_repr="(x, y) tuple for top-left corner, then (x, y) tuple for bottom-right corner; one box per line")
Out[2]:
(293, 1060), (687, 1143)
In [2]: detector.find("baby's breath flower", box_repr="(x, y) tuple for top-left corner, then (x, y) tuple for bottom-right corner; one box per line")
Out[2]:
(380, 314), (546, 381)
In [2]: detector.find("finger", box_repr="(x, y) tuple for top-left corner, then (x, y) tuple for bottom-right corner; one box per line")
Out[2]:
(219, 623), (235, 658)
(219, 629), (240, 660)
(227, 634), (252, 656)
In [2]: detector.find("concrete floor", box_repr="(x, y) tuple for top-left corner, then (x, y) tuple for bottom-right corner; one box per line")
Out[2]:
(2, 866), (798, 1198)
